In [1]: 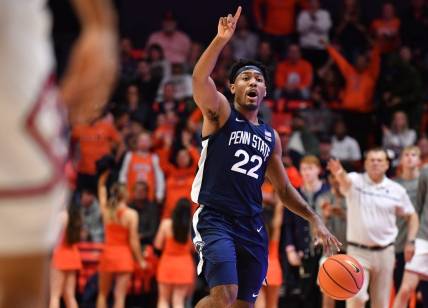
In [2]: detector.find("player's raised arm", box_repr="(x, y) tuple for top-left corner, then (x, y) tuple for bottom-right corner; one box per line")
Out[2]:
(192, 7), (241, 128)
(266, 130), (342, 255)
(60, 0), (118, 124)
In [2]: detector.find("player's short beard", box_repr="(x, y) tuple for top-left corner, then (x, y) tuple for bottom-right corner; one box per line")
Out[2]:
(235, 100), (258, 111)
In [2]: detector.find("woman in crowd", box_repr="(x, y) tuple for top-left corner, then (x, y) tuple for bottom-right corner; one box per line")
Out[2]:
(154, 198), (195, 308)
(96, 171), (146, 308)
(50, 202), (82, 308)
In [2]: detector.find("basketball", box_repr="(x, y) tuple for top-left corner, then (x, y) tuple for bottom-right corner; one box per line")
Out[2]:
(318, 254), (364, 300)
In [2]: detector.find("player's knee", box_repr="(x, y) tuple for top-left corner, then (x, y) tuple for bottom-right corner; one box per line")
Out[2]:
(211, 284), (238, 306)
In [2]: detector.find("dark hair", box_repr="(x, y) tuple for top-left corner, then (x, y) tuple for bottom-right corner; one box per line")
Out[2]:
(66, 202), (82, 245)
(172, 198), (191, 244)
(147, 44), (165, 60)
(364, 147), (389, 160)
(228, 59), (269, 87)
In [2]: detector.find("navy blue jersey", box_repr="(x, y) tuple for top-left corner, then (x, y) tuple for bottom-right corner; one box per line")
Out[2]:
(191, 108), (275, 216)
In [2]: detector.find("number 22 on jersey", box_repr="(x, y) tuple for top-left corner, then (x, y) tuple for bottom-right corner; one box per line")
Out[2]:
(231, 149), (262, 179)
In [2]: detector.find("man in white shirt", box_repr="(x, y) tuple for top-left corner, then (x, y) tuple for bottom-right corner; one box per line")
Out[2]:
(331, 119), (361, 169)
(146, 11), (191, 64)
(297, 0), (331, 70)
(328, 148), (419, 308)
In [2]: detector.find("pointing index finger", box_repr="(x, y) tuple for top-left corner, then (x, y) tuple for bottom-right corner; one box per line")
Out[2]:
(234, 6), (242, 21)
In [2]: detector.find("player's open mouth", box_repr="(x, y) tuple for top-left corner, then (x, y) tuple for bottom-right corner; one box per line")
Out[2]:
(246, 89), (258, 100)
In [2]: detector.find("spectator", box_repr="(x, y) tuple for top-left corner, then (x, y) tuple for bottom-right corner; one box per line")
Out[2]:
(157, 63), (193, 101)
(326, 43), (380, 150)
(400, 0), (428, 60)
(163, 146), (199, 218)
(253, 0), (298, 56)
(188, 41), (203, 70)
(151, 82), (188, 129)
(393, 162), (428, 308)
(312, 59), (343, 107)
(334, 0), (368, 62)
(230, 14), (259, 60)
(129, 181), (159, 247)
(135, 59), (160, 105)
(418, 136), (428, 166)
(146, 11), (191, 64)
(371, 2), (401, 54)
(79, 189), (104, 243)
(393, 146), (420, 294)
(284, 155), (329, 308)
(119, 37), (138, 85)
(146, 44), (171, 84)
(255, 40), (277, 98)
(277, 126), (303, 189)
(382, 111), (417, 167)
(317, 173), (347, 308)
(154, 198), (195, 308)
(379, 46), (424, 129)
(123, 84), (150, 127)
(297, 0), (332, 70)
(330, 119), (362, 170)
(71, 114), (121, 193)
(328, 149), (419, 308)
(288, 113), (320, 157)
(119, 131), (165, 203)
(275, 44), (313, 100)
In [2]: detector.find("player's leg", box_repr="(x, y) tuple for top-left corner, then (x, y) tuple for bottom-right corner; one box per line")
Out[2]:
(368, 246), (395, 308)
(96, 271), (113, 308)
(254, 286), (266, 308)
(171, 284), (189, 308)
(393, 271), (420, 308)
(49, 267), (66, 308)
(157, 283), (172, 308)
(63, 271), (79, 308)
(196, 284), (238, 308)
(193, 206), (239, 307)
(0, 254), (49, 308)
(112, 272), (131, 308)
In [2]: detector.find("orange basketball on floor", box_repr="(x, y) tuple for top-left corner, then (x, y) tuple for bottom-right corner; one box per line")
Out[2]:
(318, 254), (364, 300)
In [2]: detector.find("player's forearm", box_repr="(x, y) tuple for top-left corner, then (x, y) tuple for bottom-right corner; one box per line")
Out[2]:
(278, 184), (320, 224)
(192, 36), (228, 82)
(72, 0), (116, 30)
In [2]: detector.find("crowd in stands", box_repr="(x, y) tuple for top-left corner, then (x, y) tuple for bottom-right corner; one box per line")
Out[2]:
(52, 0), (428, 307)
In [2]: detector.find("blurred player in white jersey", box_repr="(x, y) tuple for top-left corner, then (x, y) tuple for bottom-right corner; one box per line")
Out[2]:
(0, 0), (117, 307)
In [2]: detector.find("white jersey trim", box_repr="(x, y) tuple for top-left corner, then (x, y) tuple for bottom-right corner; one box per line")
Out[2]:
(191, 139), (208, 203)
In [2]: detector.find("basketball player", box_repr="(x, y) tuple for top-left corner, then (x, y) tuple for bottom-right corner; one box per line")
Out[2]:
(0, 1), (117, 307)
(191, 7), (340, 308)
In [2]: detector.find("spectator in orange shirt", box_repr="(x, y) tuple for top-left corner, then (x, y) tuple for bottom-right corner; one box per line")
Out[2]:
(71, 114), (121, 192)
(371, 3), (401, 54)
(326, 43), (380, 150)
(163, 147), (199, 218)
(119, 131), (165, 203)
(253, 0), (298, 56)
(275, 44), (313, 100)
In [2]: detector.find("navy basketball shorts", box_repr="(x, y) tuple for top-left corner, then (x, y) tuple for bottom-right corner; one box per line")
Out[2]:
(192, 205), (268, 303)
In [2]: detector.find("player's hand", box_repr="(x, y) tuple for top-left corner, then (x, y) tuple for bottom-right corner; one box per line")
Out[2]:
(216, 6), (242, 42)
(61, 28), (118, 124)
(312, 216), (342, 256)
